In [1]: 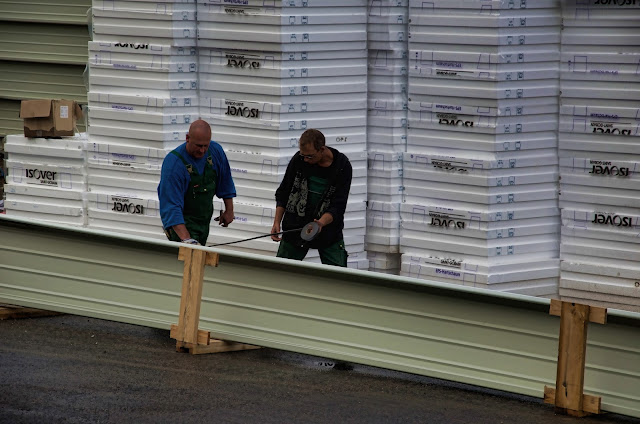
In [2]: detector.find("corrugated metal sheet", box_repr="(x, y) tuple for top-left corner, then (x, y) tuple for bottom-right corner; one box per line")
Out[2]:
(0, 22), (89, 65)
(1, 216), (639, 418)
(0, 0), (90, 108)
(0, 99), (22, 136)
(0, 61), (87, 102)
(0, 0), (90, 25)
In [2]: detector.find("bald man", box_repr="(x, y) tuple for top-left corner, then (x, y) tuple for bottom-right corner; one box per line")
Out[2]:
(158, 120), (236, 245)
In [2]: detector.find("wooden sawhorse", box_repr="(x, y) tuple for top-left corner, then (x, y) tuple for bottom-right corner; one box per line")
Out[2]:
(170, 246), (260, 355)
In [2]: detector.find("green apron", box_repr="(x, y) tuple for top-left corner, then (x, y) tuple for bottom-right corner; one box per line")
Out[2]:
(166, 150), (217, 245)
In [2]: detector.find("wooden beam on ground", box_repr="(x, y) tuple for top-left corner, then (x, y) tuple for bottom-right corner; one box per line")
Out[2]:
(544, 300), (607, 417)
(544, 386), (601, 415)
(0, 304), (63, 320)
(176, 339), (262, 355)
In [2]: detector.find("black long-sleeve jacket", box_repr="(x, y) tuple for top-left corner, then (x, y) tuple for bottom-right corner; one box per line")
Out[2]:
(275, 147), (352, 249)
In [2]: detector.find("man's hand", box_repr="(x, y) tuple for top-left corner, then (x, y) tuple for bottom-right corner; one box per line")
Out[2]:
(314, 218), (326, 234)
(218, 209), (234, 227)
(181, 238), (200, 245)
(271, 222), (282, 242)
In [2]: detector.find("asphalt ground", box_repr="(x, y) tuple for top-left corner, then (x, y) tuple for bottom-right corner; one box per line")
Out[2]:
(1, 314), (638, 424)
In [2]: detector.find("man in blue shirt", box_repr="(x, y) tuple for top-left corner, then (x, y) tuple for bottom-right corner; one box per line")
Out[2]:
(158, 120), (236, 245)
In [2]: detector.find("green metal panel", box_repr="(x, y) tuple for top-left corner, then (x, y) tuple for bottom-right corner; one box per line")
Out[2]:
(0, 22), (89, 65)
(0, 216), (639, 418)
(0, 1), (90, 25)
(0, 61), (87, 102)
(0, 99), (22, 137)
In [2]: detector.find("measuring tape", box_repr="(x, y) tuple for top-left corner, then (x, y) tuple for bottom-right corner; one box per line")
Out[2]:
(207, 222), (321, 247)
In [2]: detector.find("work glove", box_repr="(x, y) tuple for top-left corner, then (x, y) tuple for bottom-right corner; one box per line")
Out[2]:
(181, 238), (200, 245)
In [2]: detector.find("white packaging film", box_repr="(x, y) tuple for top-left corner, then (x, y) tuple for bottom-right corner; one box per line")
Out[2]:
(13, 1), (640, 303)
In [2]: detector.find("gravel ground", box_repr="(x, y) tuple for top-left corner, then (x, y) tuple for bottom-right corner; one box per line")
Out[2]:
(0, 314), (637, 424)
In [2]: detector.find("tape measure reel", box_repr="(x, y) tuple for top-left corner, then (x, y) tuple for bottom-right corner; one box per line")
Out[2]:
(300, 221), (321, 241)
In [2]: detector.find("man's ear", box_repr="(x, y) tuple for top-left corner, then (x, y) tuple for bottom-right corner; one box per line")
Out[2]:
(185, 133), (190, 143)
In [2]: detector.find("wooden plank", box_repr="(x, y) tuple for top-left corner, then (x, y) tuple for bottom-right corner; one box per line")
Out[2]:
(547, 301), (606, 417)
(175, 247), (207, 345)
(543, 385), (555, 406)
(205, 252), (219, 267)
(544, 386), (601, 415)
(582, 393), (603, 415)
(555, 302), (590, 413)
(0, 304), (63, 320)
(177, 248), (218, 267)
(185, 339), (261, 355)
(170, 324), (210, 345)
(588, 307), (607, 325)
(550, 299), (607, 324)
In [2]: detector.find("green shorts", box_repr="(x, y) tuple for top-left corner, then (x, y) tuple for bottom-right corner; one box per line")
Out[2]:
(276, 239), (348, 267)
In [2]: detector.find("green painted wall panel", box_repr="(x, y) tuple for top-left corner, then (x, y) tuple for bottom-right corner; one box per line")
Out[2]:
(0, 99), (22, 137)
(0, 61), (87, 102)
(0, 217), (638, 418)
(0, 1), (90, 25)
(0, 22), (89, 65)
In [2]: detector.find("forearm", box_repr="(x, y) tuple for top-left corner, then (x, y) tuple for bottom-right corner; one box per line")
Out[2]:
(171, 224), (191, 240)
(317, 212), (334, 228)
(273, 206), (285, 225)
(223, 197), (234, 214)
(271, 206), (285, 241)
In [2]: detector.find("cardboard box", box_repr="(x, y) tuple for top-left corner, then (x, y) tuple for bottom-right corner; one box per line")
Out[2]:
(20, 99), (83, 138)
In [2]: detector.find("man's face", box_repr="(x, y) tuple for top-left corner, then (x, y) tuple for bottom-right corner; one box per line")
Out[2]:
(299, 142), (322, 165)
(185, 129), (211, 159)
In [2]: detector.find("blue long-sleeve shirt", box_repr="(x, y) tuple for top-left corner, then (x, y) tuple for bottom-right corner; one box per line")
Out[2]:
(158, 141), (236, 230)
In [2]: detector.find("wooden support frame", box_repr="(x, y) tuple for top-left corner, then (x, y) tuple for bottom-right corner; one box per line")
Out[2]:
(544, 299), (607, 417)
(170, 246), (260, 355)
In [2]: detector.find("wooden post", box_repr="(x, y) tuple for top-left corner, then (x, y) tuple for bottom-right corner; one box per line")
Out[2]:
(175, 246), (211, 346)
(170, 246), (260, 355)
(544, 299), (607, 417)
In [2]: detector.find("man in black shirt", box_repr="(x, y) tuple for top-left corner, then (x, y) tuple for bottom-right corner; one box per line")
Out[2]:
(271, 129), (353, 267)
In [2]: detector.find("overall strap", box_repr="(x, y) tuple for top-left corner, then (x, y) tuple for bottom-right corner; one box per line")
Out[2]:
(170, 149), (214, 175)
(170, 150), (195, 175)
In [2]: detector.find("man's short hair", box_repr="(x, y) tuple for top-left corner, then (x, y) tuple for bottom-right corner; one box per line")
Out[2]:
(299, 129), (325, 151)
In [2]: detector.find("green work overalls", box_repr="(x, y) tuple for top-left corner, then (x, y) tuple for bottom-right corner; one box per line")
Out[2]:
(165, 150), (217, 245)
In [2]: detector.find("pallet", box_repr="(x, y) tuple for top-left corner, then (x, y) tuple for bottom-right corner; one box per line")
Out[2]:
(0, 304), (63, 320)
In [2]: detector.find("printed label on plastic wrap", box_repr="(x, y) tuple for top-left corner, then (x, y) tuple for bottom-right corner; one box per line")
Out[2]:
(22, 168), (60, 187)
(223, 99), (262, 120)
(563, 158), (638, 177)
(99, 195), (159, 217)
(564, 209), (640, 231)
(223, 5), (267, 15)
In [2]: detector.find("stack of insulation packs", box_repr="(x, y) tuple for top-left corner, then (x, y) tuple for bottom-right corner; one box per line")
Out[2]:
(4, 134), (87, 226)
(366, 0), (408, 275)
(400, 0), (562, 296)
(197, 0), (369, 268)
(86, 0), (199, 239)
(558, 0), (640, 312)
